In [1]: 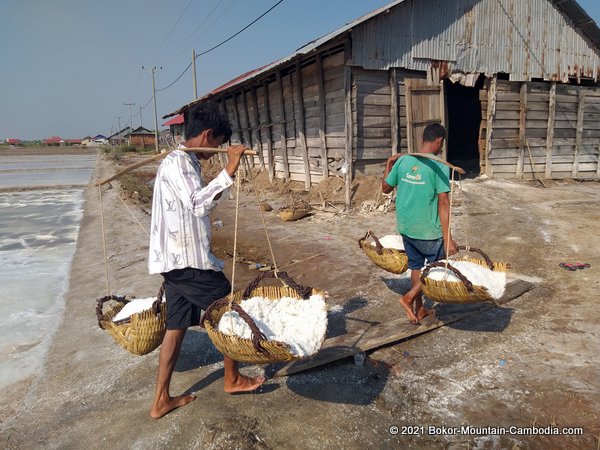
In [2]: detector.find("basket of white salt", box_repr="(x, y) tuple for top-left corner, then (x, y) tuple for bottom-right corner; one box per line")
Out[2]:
(96, 285), (166, 356)
(358, 230), (409, 274)
(420, 246), (510, 304)
(201, 271), (327, 364)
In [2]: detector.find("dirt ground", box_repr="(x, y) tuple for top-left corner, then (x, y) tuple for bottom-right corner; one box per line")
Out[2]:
(1, 150), (599, 449)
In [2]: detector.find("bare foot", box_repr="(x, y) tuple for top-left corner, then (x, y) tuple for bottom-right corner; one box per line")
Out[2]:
(399, 296), (419, 325)
(416, 306), (434, 321)
(150, 394), (196, 419)
(224, 375), (266, 394)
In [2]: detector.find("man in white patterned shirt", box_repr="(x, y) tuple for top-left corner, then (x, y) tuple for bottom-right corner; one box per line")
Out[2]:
(149, 103), (264, 419)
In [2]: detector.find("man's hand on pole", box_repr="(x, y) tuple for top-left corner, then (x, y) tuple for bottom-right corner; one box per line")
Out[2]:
(225, 145), (248, 177)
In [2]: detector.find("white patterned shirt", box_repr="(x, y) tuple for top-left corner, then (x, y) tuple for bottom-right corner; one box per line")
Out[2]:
(148, 149), (233, 274)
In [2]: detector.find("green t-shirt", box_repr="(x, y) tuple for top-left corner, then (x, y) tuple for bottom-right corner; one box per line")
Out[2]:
(385, 155), (450, 240)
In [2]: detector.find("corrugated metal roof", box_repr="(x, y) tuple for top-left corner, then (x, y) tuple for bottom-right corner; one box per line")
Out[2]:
(162, 114), (184, 126)
(165, 0), (600, 117)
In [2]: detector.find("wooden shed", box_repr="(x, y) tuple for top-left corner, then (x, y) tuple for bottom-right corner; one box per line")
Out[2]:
(164, 0), (600, 207)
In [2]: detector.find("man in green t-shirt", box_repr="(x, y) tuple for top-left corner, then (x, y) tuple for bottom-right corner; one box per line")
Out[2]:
(382, 123), (458, 324)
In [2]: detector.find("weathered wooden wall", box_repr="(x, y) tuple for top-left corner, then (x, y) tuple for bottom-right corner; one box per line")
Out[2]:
(481, 79), (600, 179)
(218, 48), (346, 186)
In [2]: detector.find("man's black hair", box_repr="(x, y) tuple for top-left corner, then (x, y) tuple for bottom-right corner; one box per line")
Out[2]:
(183, 102), (232, 142)
(422, 123), (446, 142)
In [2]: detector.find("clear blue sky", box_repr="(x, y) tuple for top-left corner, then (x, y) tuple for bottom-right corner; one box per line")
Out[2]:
(1, 0), (599, 140)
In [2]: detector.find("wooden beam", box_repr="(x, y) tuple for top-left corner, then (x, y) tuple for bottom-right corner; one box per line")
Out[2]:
(316, 54), (329, 178)
(275, 71), (290, 180)
(344, 64), (353, 211)
(405, 79), (414, 153)
(241, 90), (255, 168)
(545, 82), (557, 179)
(250, 87), (265, 169)
(263, 81), (275, 182)
(389, 68), (399, 155)
(439, 78), (448, 161)
(273, 279), (534, 377)
(572, 90), (585, 177)
(294, 61), (311, 189)
(485, 77), (498, 177)
(516, 82), (528, 179)
(231, 94), (244, 145)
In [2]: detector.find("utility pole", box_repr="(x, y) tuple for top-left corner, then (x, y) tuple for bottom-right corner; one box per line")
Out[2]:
(139, 105), (143, 128)
(192, 49), (198, 100)
(142, 65), (162, 153)
(123, 102), (135, 132)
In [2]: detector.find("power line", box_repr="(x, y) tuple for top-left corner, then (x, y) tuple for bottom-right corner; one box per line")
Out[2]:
(156, 0), (285, 93)
(149, 0), (195, 60)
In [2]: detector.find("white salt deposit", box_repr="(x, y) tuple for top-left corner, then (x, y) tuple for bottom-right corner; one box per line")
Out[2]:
(371, 234), (404, 250)
(112, 297), (163, 322)
(424, 260), (506, 299)
(217, 294), (327, 357)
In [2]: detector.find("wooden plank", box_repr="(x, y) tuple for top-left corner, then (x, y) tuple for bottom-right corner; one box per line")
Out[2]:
(316, 54), (329, 179)
(389, 68), (399, 155)
(240, 90), (254, 168)
(405, 78), (414, 153)
(231, 94), (244, 145)
(276, 71), (289, 180)
(485, 77), (498, 177)
(294, 61), (311, 189)
(597, 144), (600, 178)
(572, 90), (585, 177)
(273, 279), (534, 377)
(344, 62), (353, 210)
(545, 82), (557, 179)
(250, 87), (265, 169)
(263, 81), (275, 181)
(516, 83), (527, 179)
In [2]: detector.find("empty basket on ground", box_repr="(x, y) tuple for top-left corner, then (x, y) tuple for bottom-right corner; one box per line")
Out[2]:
(358, 230), (408, 274)
(421, 246), (510, 304)
(201, 271), (324, 364)
(96, 285), (166, 356)
(277, 201), (312, 222)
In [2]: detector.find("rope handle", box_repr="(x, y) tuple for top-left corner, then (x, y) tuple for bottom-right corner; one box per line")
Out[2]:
(456, 245), (495, 271)
(201, 297), (271, 357)
(358, 230), (385, 255)
(96, 283), (165, 328)
(421, 261), (475, 293)
(96, 295), (128, 329)
(242, 270), (313, 300)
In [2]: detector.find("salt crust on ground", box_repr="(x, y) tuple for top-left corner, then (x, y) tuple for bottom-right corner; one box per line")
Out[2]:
(371, 234), (404, 250)
(424, 260), (506, 299)
(217, 294), (327, 357)
(112, 297), (163, 322)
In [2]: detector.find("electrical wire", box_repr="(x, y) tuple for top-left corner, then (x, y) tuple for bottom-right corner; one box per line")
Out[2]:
(156, 0), (285, 93)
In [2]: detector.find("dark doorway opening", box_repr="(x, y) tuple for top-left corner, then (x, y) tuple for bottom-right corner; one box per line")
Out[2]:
(445, 77), (484, 178)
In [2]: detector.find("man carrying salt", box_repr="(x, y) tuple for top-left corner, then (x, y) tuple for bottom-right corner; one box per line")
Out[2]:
(148, 102), (264, 419)
(381, 123), (458, 324)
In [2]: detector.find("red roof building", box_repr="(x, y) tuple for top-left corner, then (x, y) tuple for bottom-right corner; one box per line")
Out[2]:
(7, 138), (21, 145)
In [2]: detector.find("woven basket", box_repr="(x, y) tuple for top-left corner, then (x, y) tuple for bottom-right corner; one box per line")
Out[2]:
(277, 201), (312, 222)
(96, 285), (166, 356)
(201, 271), (325, 364)
(358, 230), (409, 274)
(421, 246), (510, 304)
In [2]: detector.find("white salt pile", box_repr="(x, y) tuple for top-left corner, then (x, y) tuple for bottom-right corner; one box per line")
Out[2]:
(217, 294), (327, 357)
(112, 297), (163, 322)
(371, 234), (404, 250)
(424, 260), (506, 299)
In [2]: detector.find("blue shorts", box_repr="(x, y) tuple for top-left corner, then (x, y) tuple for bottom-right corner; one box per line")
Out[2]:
(401, 235), (446, 270)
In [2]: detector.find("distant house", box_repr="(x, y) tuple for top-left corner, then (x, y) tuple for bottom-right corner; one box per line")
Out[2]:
(163, 115), (184, 144)
(108, 127), (132, 145)
(92, 134), (108, 145)
(126, 126), (155, 148)
(7, 138), (21, 146)
(43, 136), (63, 146)
(65, 139), (82, 146)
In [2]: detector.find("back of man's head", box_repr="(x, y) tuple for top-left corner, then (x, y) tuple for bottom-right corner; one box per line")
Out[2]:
(184, 102), (232, 142)
(422, 123), (446, 142)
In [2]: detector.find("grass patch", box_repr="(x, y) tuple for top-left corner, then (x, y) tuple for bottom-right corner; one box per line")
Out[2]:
(120, 171), (155, 206)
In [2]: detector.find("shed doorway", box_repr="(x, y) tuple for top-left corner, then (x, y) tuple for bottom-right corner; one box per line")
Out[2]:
(444, 77), (484, 177)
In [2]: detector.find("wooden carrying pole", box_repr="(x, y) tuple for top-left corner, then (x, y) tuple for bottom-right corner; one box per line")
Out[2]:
(95, 147), (257, 186)
(407, 153), (466, 174)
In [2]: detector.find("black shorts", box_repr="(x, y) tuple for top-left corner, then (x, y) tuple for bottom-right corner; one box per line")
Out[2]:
(162, 268), (231, 330)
